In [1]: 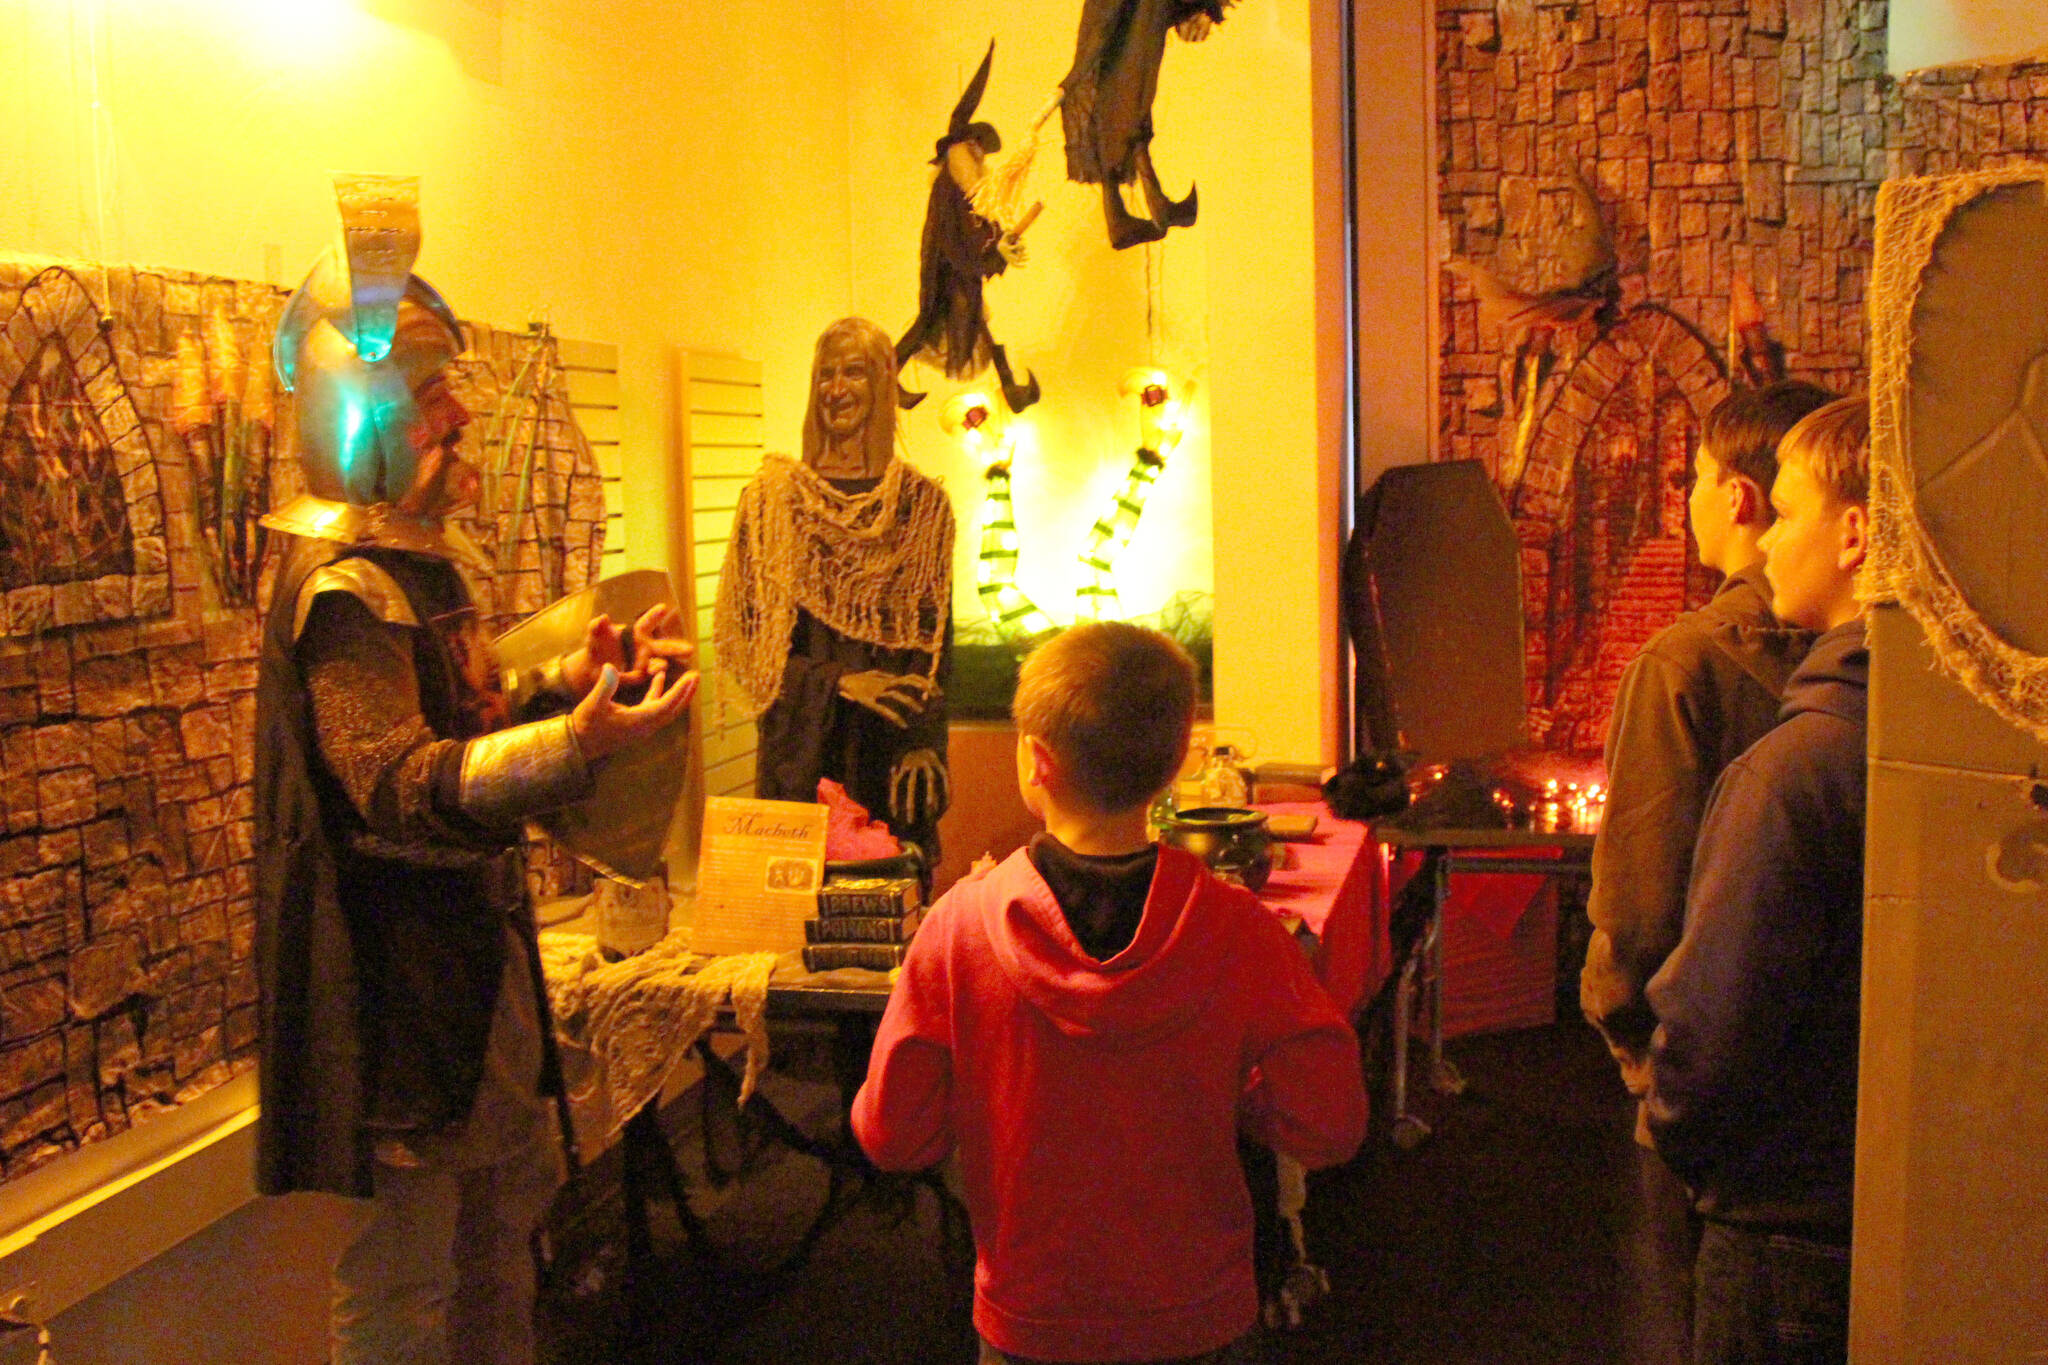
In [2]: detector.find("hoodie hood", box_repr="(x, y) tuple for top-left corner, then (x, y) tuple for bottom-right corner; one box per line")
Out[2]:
(981, 844), (1234, 1044)
(1699, 562), (1816, 696)
(1779, 617), (1867, 728)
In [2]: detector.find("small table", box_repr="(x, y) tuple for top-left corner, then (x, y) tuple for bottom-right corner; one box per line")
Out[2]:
(1369, 825), (1595, 1148)
(539, 935), (968, 1315)
(1251, 801), (1392, 1016)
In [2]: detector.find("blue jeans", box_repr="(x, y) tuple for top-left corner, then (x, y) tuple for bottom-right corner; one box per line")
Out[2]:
(1691, 1221), (1850, 1365)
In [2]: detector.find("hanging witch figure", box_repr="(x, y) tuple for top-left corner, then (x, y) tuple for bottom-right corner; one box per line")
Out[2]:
(1062, 0), (1230, 249)
(896, 42), (1042, 414)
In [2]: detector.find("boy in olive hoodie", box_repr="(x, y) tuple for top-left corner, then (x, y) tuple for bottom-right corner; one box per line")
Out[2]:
(853, 623), (1366, 1365)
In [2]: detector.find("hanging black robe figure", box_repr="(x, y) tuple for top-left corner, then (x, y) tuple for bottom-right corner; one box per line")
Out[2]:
(1062, 0), (1226, 249)
(896, 42), (1041, 414)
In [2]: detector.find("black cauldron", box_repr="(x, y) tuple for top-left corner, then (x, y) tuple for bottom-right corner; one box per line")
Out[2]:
(1159, 806), (1275, 891)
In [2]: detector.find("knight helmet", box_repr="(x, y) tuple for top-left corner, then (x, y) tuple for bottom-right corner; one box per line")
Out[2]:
(261, 174), (473, 559)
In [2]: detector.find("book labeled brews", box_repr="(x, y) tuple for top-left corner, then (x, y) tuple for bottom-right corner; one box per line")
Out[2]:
(816, 876), (922, 917)
(799, 873), (924, 972)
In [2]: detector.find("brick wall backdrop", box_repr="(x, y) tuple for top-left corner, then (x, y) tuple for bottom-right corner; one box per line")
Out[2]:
(0, 257), (604, 1183)
(1436, 0), (1886, 753)
(1888, 56), (2048, 175)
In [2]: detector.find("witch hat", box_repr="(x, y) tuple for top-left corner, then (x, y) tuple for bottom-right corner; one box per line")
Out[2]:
(933, 41), (1002, 163)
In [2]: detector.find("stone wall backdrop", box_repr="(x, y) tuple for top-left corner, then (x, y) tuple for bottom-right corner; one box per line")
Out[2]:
(1887, 56), (2048, 175)
(1436, 0), (1887, 752)
(0, 257), (605, 1183)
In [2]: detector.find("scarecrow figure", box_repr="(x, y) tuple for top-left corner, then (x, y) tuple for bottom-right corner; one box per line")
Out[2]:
(896, 42), (1042, 414)
(1061, 0), (1228, 249)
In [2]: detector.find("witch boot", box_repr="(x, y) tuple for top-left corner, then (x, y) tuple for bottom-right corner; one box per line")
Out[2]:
(893, 333), (930, 409)
(991, 345), (1041, 413)
(1136, 147), (1198, 230)
(1102, 182), (1168, 251)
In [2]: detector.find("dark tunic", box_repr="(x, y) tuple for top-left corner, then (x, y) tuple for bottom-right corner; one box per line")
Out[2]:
(254, 538), (568, 1197)
(896, 173), (1009, 382)
(756, 606), (951, 861)
(1061, 0), (1227, 185)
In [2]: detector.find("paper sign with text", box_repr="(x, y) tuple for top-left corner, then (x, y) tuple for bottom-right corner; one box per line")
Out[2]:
(690, 796), (829, 955)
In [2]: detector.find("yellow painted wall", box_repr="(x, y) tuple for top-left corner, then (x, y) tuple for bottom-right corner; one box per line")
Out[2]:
(1888, 0), (2048, 71)
(839, 0), (1344, 765)
(0, 0), (857, 581)
(1, 0), (1348, 767)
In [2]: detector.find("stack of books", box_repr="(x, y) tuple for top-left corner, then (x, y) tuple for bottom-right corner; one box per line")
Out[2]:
(801, 875), (923, 971)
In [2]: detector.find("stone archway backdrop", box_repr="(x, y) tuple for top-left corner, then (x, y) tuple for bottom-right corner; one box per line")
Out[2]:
(1513, 305), (1725, 752)
(1435, 0), (2048, 755)
(0, 256), (606, 1184)
(1436, 0), (1881, 755)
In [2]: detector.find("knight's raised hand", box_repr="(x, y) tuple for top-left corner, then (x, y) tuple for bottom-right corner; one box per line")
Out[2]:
(570, 660), (698, 760)
(566, 604), (695, 699)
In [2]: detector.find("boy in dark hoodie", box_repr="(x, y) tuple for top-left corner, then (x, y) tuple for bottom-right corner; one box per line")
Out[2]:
(1646, 397), (1871, 1365)
(853, 622), (1367, 1365)
(1582, 381), (1832, 1360)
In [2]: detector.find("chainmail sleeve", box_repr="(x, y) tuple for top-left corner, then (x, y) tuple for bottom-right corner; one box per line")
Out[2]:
(300, 591), (592, 849)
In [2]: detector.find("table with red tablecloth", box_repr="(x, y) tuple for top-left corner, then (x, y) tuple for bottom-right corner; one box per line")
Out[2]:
(1250, 801), (1392, 1017)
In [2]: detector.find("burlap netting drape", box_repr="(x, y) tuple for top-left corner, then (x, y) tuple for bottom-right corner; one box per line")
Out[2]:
(713, 454), (955, 718)
(1865, 164), (2048, 746)
(541, 934), (779, 1139)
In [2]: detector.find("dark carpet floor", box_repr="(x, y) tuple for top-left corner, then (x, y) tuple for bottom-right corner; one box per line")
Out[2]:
(538, 1019), (1690, 1365)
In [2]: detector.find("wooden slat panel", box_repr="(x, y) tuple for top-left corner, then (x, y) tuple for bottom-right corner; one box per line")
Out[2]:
(692, 509), (738, 545)
(690, 447), (766, 480)
(564, 368), (620, 407)
(704, 753), (756, 796)
(692, 476), (748, 514)
(556, 338), (619, 370)
(703, 722), (758, 769)
(687, 352), (762, 385)
(690, 379), (764, 417)
(688, 413), (763, 448)
(572, 406), (620, 445)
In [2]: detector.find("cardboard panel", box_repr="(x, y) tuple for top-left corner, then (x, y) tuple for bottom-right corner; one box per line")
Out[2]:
(1867, 607), (2048, 775)
(1905, 181), (2048, 655)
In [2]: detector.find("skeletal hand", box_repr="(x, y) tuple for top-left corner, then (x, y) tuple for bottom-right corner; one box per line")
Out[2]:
(838, 671), (937, 728)
(998, 233), (1028, 267)
(890, 749), (950, 829)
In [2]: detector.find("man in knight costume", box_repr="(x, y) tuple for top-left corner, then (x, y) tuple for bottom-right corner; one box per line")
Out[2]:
(254, 177), (696, 1365)
(715, 318), (955, 862)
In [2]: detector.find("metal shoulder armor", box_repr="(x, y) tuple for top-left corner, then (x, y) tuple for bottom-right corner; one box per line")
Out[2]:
(291, 558), (420, 641)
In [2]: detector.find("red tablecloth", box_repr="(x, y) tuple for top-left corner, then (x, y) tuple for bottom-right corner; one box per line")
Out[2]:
(1251, 802), (1389, 1016)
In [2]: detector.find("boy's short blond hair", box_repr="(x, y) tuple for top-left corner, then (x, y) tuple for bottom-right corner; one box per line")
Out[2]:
(1012, 622), (1198, 813)
(1778, 396), (1870, 506)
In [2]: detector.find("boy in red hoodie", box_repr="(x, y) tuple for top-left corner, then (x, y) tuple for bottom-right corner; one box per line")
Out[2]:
(853, 622), (1367, 1364)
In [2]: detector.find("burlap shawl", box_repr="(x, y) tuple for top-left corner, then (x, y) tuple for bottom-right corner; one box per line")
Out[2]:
(713, 455), (955, 717)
